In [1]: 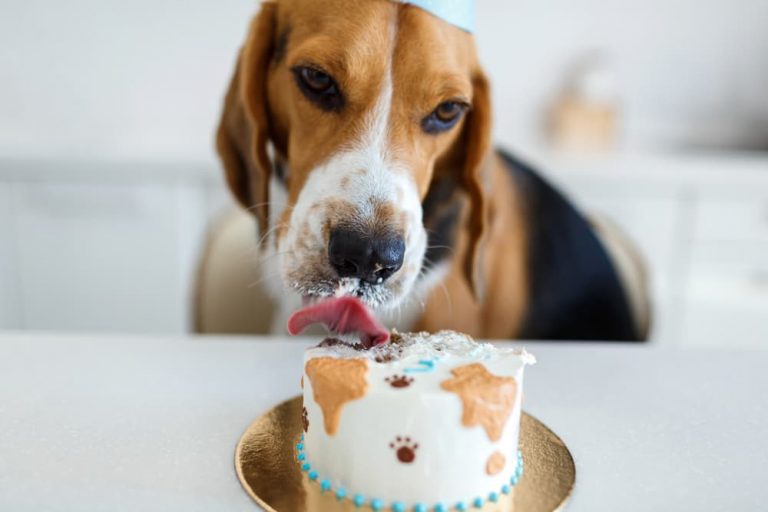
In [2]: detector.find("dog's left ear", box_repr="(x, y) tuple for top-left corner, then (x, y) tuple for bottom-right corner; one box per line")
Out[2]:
(460, 68), (492, 301)
(216, 3), (277, 238)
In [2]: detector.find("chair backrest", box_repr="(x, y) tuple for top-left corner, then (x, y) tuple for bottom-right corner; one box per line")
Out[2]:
(193, 208), (275, 334)
(588, 213), (652, 340)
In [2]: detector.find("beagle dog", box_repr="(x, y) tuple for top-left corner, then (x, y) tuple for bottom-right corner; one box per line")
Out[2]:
(217, 0), (646, 341)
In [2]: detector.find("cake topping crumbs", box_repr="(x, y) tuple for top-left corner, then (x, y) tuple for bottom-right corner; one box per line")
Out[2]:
(306, 330), (536, 371)
(374, 352), (400, 363)
(318, 337), (366, 351)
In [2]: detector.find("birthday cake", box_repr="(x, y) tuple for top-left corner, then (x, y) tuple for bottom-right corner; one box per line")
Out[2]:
(297, 330), (535, 511)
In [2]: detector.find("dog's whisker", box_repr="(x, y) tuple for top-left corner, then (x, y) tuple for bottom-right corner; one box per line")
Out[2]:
(254, 248), (291, 265)
(245, 201), (294, 213)
(415, 255), (452, 315)
(436, 280), (452, 315)
(255, 220), (288, 247)
(425, 244), (456, 257)
(249, 249), (292, 283)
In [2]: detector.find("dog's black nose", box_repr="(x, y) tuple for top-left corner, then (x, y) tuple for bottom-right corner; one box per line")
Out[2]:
(328, 228), (405, 284)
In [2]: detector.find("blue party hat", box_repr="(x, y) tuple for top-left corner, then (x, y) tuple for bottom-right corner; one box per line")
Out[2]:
(396, 0), (475, 33)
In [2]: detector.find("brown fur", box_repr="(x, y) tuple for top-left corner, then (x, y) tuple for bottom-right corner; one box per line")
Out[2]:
(414, 154), (528, 337)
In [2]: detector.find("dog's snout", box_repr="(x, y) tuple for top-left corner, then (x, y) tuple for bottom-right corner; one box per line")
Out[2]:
(328, 228), (405, 284)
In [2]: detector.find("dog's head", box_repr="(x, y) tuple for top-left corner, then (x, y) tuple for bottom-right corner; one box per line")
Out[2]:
(218, 0), (491, 313)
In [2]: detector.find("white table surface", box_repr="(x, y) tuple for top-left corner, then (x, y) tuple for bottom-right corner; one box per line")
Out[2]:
(1, 332), (766, 511)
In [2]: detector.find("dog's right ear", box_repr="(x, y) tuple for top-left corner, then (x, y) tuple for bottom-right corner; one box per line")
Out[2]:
(458, 68), (492, 302)
(216, 3), (277, 236)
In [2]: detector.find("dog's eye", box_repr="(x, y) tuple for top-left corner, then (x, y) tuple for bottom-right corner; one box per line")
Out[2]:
(436, 101), (464, 122)
(300, 67), (333, 92)
(422, 101), (468, 134)
(292, 66), (344, 112)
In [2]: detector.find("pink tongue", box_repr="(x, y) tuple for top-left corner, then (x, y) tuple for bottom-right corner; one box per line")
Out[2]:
(287, 296), (390, 348)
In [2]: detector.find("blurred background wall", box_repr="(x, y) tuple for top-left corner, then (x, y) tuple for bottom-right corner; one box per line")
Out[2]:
(2, 0), (768, 160)
(0, 0), (767, 344)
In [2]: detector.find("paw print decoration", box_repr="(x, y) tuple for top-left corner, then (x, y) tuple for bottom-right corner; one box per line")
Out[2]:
(390, 436), (419, 463)
(385, 374), (414, 388)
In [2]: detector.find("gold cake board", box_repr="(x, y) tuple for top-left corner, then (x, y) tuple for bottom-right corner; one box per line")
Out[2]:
(236, 396), (575, 512)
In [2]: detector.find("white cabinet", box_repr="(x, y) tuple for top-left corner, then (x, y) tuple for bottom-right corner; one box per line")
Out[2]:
(693, 196), (768, 245)
(681, 193), (768, 347)
(0, 184), (20, 329)
(0, 161), (210, 335)
(13, 182), (184, 332)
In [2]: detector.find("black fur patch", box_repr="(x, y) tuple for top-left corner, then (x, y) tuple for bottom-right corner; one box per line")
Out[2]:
(499, 151), (640, 341)
(273, 159), (286, 183)
(421, 175), (462, 268)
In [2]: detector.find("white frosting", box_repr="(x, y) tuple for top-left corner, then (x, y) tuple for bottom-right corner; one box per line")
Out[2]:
(301, 331), (534, 506)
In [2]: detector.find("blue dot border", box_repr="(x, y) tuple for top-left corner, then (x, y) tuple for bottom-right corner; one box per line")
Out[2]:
(296, 433), (524, 510)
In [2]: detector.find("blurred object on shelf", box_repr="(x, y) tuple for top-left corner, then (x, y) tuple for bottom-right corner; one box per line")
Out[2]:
(548, 51), (620, 153)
